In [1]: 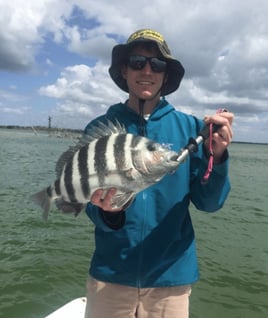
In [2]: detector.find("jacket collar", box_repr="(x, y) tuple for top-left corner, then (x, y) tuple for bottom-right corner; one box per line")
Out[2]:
(107, 98), (174, 121)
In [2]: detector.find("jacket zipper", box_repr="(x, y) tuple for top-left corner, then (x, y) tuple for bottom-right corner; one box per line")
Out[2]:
(136, 190), (148, 288)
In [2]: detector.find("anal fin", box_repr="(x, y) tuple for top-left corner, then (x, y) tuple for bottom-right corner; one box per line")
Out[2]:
(55, 199), (84, 216)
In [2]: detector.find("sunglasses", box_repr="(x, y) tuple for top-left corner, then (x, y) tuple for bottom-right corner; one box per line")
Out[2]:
(127, 55), (167, 73)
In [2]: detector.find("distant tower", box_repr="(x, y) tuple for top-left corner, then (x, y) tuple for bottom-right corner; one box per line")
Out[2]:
(48, 116), (52, 129)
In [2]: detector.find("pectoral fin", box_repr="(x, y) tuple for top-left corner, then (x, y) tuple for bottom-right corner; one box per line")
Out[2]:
(125, 168), (141, 180)
(111, 192), (136, 209)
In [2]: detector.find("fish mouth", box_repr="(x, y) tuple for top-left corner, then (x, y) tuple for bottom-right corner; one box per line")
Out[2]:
(162, 152), (179, 167)
(165, 151), (179, 162)
(169, 153), (179, 161)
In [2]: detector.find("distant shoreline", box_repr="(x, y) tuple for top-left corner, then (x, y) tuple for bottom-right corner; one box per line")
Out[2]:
(0, 125), (83, 134)
(0, 125), (267, 145)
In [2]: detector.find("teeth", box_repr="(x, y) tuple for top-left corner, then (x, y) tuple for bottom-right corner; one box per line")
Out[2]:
(138, 81), (153, 85)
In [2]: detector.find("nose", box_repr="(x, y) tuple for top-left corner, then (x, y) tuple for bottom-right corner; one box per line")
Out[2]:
(142, 61), (153, 73)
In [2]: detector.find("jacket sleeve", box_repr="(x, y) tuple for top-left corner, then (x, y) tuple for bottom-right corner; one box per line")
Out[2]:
(85, 203), (126, 231)
(190, 148), (231, 212)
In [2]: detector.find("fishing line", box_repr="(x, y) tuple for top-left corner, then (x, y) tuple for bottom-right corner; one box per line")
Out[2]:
(201, 108), (229, 183)
(138, 99), (146, 136)
(176, 108), (229, 183)
(138, 76), (166, 136)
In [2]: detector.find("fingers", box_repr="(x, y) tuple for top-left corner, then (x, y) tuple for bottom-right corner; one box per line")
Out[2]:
(204, 112), (234, 142)
(91, 188), (122, 212)
(216, 125), (232, 143)
(203, 111), (234, 162)
(204, 112), (234, 129)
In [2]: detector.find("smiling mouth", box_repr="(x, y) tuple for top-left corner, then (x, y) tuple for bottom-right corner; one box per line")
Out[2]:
(137, 81), (154, 85)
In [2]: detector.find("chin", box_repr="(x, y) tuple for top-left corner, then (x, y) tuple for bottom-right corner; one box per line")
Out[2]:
(139, 91), (155, 99)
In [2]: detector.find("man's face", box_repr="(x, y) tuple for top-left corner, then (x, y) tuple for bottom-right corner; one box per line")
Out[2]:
(121, 46), (166, 102)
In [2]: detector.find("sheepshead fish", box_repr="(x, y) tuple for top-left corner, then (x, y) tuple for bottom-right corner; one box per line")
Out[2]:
(31, 120), (179, 220)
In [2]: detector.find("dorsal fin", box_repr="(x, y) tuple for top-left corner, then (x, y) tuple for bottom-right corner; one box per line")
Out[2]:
(85, 118), (126, 139)
(55, 119), (126, 177)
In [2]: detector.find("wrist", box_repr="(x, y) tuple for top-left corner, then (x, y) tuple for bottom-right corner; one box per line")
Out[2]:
(213, 149), (229, 164)
(99, 209), (126, 230)
(203, 145), (228, 165)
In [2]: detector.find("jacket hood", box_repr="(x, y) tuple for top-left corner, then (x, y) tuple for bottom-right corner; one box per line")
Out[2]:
(106, 99), (175, 123)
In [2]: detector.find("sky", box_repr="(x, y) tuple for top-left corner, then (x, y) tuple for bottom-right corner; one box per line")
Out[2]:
(0, 0), (267, 143)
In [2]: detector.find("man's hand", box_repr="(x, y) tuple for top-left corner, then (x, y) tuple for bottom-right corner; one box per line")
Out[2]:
(91, 188), (123, 212)
(204, 111), (234, 163)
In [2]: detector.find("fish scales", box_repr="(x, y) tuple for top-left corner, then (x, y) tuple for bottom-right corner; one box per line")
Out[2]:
(60, 122), (129, 204)
(59, 165), (68, 203)
(113, 134), (127, 171)
(30, 120), (180, 220)
(70, 151), (85, 203)
(87, 139), (98, 194)
(105, 133), (124, 187)
(94, 135), (109, 187)
(114, 134), (134, 184)
(64, 158), (76, 202)
(107, 133), (120, 171)
(124, 134), (135, 169)
(78, 145), (90, 198)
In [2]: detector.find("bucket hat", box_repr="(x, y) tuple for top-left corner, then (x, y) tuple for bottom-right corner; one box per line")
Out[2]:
(109, 29), (185, 96)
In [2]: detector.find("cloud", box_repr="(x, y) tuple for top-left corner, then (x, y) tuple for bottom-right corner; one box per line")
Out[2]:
(0, 0), (268, 142)
(38, 63), (126, 127)
(1, 106), (30, 115)
(0, 90), (31, 124)
(39, 63), (125, 102)
(0, 0), (73, 71)
(0, 89), (27, 103)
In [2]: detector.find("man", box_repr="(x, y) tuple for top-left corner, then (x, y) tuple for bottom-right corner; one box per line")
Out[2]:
(84, 29), (233, 318)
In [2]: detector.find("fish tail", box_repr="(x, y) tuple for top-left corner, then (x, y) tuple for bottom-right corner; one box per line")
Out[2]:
(30, 188), (52, 221)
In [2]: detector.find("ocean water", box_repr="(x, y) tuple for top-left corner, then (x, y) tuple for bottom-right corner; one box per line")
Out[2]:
(0, 129), (267, 318)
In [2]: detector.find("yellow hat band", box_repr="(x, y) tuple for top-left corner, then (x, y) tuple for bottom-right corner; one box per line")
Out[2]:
(127, 29), (165, 44)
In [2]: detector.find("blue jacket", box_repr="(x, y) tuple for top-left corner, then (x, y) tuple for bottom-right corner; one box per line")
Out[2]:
(85, 99), (230, 288)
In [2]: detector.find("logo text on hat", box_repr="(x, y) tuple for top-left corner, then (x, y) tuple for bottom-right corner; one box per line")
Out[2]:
(128, 29), (165, 43)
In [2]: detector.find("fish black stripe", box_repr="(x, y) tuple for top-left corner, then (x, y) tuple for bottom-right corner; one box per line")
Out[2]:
(46, 186), (52, 197)
(114, 134), (127, 171)
(78, 145), (90, 198)
(94, 136), (109, 186)
(55, 179), (61, 195)
(130, 135), (143, 166)
(130, 135), (143, 148)
(64, 160), (76, 202)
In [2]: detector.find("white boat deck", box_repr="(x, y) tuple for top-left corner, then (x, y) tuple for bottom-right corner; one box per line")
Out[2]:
(45, 297), (86, 318)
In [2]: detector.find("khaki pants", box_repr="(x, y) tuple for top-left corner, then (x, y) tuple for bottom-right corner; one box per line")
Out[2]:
(85, 276), (191, 318)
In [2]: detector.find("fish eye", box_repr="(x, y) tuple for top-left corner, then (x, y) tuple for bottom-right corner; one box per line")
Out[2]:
(147, 142), (156, 151)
